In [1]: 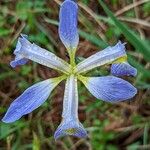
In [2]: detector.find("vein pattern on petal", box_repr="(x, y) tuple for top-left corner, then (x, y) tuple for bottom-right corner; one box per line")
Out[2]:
(111, 62), (137, 76)
(59, 0), (79, 51)
(2, 76), (65, 123)
(78, 75), (137, 103)
(76, 41), (126, 73)
(10, 35), (70, 74)
(54, 75), (87, 139)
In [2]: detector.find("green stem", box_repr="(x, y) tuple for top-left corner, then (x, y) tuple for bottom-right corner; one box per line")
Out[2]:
(69, 50), (76, 67)
(52, 74), (67, 84)
(77, 74), (88, 84)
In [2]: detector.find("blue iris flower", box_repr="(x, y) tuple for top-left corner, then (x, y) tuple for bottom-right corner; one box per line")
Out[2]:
(2, 0), (137, 140)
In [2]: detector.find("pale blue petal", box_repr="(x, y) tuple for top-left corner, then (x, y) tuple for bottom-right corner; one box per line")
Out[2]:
(111, 62), (137, 76)
(59, 0), (79, 50)
(77, 41), (126, 73)
(10, 57), (28, 68)
(2, 79), (59, 123)
(10, 34), (29, 67)
(10, 34), (70, 73)
(54, 75), (87, 139)
(82, 76), (137, 103)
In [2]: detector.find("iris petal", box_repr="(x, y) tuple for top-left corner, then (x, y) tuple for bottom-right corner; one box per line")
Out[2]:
(76, 41), (126, 73)
(111, 62), (137, 76)
(54, 119), (87, 140)
(10, 35), (70, 74)
(59, 0), (79, 50)
(2, 77), (64, 123)
(10, 34), (29, 67)
(79, 75), (137, 103)
(54, 75), (87, 139)
(10, 57), (28, 68)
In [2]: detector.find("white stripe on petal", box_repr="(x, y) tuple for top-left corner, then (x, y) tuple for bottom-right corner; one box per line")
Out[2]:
(76, 41), (126, 73)
(62, 75), (78, 119)
(11, 35), (70, 74)
(54, 75), (87, 139)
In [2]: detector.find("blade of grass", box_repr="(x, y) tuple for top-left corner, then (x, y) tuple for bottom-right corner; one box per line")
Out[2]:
(143, 124), (149, 145)
(79, 30), (108, 48)
(98, 0), (150, 62)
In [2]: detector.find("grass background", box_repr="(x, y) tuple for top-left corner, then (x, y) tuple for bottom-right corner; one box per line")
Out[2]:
(0, 0), (150, 149)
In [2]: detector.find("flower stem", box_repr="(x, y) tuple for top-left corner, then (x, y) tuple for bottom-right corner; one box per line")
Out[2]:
(69, 49), (76, 67)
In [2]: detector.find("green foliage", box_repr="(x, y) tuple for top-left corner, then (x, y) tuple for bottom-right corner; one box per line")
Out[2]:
(0, 122), (27, 140)
(16, 1), (32, 20)
(81, 0), (90, 5)
(33, 132), (41, 150)
(20, 66), (32, 76)
(143, 2), (150, 16)
(79, 30), (108, 48)
(98, 0), (150, 62)
(0, 28), (11, 37)
(90, 119), (117, 150)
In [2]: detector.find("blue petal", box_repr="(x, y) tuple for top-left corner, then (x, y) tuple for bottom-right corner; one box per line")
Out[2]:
(54, 119), (87, 140)
(111, 62), (137, 76)
(59, 0), (79, 50)
(2, 79), (59, 123)
(10, 56), (28, 68)
(10, 35), (29, 67)
(10, 34), (70, 73)
(54, 75), (87, 140)
(77, 41), (127, 73)
(81, 76), (137, 103)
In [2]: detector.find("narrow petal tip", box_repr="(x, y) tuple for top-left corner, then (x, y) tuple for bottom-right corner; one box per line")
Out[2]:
(111, 62), (137, 77)
(1, 114), (21, 123)
(14, 34), (30, 55)
(1, 118), (10, 123)
(10, 58), (28, 68)
(10, 34), (30, 68)
(115, 41), (126, 52)
(2, 117), (9, 123)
